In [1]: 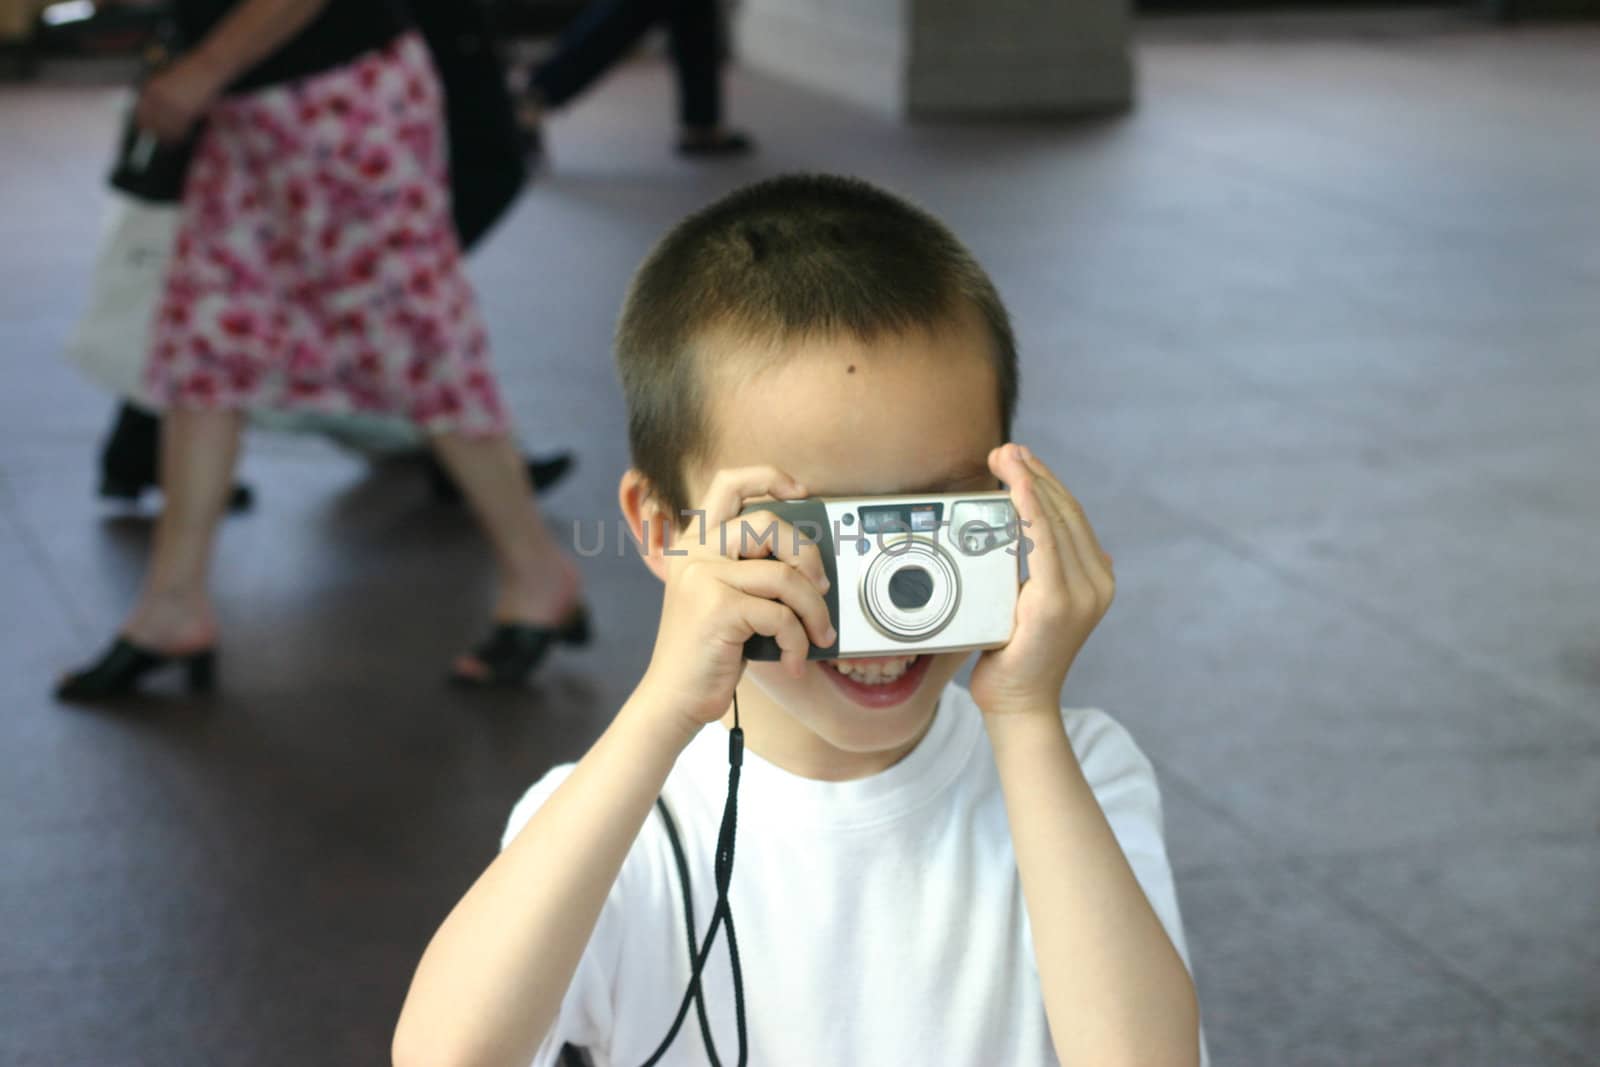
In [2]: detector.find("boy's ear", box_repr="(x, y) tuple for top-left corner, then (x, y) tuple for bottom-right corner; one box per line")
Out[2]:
(618, 468), (672, 583)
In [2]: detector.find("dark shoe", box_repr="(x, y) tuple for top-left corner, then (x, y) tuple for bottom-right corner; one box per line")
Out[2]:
(449, 605), (590, 689)
(99, 475), (255, 514)
(56, 637), (217, 702)
(99, 403), (254, 513)
(426, 450), (574, 503)
(676, 130), (754, 158)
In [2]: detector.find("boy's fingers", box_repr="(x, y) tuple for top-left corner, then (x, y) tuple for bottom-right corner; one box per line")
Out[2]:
(986, 443), (1016, 485)
(727, 511), (830, 593)
(1038, 481), (1095, 599)
(988, 446), (1112, 615)
(736, 594), (812, 677)
(1034, 479), (1108, 608)
(716, 559), (836, 649)
(1019, 448), (1114, 599)
(1004, 443), (1097, 610)
(1049, 481), (1110, 572)
(995, 444), (1077, 586)
(994, 448), (1058, 588)
(1011, 471), (1067, 596)
(1031, 466), (1110, 578)
(699, 466), (807, 527)
(1019, 448), (1108, 560)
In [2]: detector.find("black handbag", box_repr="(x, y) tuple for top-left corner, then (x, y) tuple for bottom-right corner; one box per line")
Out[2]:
(108, 23), (202, 204)
(413, 0), (527, 250)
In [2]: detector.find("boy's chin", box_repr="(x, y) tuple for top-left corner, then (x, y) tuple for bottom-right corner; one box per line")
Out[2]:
(748, 652), (964, 750)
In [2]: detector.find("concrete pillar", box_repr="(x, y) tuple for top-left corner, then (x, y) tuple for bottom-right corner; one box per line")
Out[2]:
(735, 0), (1135, 120)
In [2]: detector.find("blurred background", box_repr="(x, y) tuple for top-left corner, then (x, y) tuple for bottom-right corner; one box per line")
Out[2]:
(2, 0), (1597, 1064)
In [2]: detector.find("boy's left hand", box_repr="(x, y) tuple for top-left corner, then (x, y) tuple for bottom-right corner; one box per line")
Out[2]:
(970, 443), (1115, 718)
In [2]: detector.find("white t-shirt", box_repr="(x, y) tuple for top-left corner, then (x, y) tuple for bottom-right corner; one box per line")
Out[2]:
(502, 684), (1207, 1066)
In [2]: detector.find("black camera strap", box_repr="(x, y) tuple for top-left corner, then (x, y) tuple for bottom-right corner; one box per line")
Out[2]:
(640, 695), (748, 1067)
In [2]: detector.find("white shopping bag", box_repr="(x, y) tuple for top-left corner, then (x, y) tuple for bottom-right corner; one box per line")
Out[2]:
(63, 193), (428, 456)
(61, 191), (177, 406)
(250, 408), (426, 456)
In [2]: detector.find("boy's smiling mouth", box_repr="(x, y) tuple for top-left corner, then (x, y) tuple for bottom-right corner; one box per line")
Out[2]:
(829, 655), (917, 683)
(819, 654), (933, 708)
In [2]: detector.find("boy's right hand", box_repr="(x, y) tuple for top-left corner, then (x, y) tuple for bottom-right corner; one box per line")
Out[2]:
(637, 466), (836, 733)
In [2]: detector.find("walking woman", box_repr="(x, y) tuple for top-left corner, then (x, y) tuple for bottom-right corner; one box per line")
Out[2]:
(58, 0), (586, 700)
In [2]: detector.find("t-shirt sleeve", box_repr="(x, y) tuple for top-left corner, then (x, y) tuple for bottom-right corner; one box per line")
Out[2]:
(1063, 707), (1211, 1067)
(501, 766), (625, 1067)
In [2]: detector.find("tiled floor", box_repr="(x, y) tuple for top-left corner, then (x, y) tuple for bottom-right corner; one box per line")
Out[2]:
(3, 16), (1598, 1066)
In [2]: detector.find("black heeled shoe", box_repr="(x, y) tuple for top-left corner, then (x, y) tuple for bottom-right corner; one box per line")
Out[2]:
(56, 638), (217, 703)
(676, 129), (754, 159)
(449, 605), (590, 689)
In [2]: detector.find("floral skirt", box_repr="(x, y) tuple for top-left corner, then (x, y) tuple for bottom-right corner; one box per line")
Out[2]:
(145, 32), (508, 435)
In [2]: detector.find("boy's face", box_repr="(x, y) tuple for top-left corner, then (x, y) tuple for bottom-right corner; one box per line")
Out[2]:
(679, 309), (1005, 777)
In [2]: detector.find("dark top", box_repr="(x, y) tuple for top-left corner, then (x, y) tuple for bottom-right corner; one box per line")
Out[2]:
(173, 0), (412, 93)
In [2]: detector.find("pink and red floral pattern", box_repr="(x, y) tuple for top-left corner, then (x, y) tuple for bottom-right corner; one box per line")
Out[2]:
(146, 33), (508, 435)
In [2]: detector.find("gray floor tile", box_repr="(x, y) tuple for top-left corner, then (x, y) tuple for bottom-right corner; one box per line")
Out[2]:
(1302, 836), (1600, 1018)
(1069, 534), (1600, 756)
(0, 824), (235, 972)
(1050, 389), (1379, 485)
(0, 952), (396, 1067)
(1151, 763), (1274, 879)
(1069, 535), (1600, 855)
(1142, 431), (1600, 535)
(1195, 736), (1599, 858)
(1536, 1005), (1600, 1065)
(1139, 32), (1600, 260)
(1183, 862), (1587, 1067)
(1241, 506), (1600, 717)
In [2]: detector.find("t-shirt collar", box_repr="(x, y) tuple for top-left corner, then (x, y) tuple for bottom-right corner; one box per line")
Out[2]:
(679, 683), (983, 831)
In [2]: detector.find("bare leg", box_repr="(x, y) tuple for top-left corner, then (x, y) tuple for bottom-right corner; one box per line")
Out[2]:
(430, 430), (582, 679)
(122, 407), (245, 652)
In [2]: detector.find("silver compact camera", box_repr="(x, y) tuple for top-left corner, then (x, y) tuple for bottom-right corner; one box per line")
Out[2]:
(740, 491), (1022, 660)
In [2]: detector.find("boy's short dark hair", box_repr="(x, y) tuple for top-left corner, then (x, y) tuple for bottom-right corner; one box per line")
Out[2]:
(616, 173), (1018, 521)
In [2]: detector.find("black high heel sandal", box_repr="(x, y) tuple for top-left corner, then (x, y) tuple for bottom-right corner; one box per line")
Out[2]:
(449, 605), (590, 689)
(56, 638), (217, 703)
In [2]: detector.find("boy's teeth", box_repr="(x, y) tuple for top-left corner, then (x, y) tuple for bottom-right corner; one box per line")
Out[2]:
(832, 656), (917, 685)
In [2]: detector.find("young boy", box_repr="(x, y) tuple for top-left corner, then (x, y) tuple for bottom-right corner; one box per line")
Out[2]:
(395, 175), (1207, 1067)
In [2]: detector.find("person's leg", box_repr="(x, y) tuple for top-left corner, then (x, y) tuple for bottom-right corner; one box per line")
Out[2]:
(529, 0), (665, 112)
(665, 0), (722, 131)
(429, 430), (583, 679)
(121, 407), (245, 652)
(664, 0), (751, 154)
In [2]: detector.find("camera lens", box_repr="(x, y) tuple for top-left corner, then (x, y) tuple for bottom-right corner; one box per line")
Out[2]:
(888, 566), (934, 610)
(860, 540), (960, 642)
